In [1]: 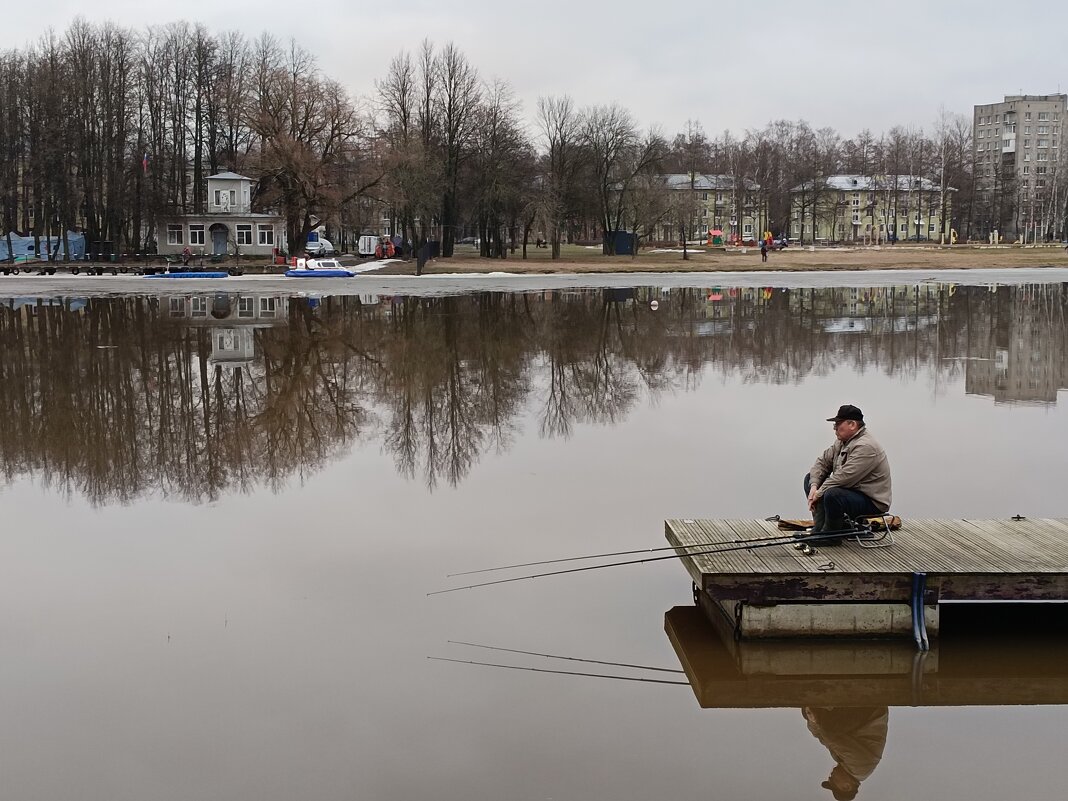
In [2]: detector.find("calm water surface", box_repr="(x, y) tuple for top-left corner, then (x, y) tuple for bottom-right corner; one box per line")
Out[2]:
(2, 280), (1067, 800)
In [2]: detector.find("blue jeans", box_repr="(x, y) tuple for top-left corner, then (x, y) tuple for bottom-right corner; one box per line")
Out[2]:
(803, 473), (881, 534)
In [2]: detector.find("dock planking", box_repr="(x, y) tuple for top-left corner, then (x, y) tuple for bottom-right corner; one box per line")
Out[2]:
(666, 518), (1068, 637)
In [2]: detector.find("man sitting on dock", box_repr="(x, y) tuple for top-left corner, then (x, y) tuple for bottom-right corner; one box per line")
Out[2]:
(804, 404), (892, 539)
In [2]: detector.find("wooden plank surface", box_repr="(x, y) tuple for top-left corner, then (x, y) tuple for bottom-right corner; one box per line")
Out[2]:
(665, 518), (1068, 603)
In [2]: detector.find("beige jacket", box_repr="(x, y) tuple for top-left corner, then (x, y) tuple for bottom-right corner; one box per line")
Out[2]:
(809, 426), (892, 512)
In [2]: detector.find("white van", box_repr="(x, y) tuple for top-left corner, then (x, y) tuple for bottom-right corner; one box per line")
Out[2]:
(357, 235), (379, 257)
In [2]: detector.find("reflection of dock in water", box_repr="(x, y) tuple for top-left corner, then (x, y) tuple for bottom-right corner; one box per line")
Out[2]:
(665, 604), (1068, 708)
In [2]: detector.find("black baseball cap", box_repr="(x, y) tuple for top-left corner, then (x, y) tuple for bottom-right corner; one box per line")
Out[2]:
(827, 404), (864, 423)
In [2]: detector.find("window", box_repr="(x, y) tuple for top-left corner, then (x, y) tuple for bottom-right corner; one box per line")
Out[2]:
(1023, 166), (1030, 175)
(191, 297), (207, 317)
(257, 224), (274, 246)
(214, 189), (237, 209)
(1036, 179), (1046, 188)
(259, 297), (276, 315)
(1024, 126), (1031, 134)
(189, 224), (205, 245)
(978, 130), (985, 139)
(1038, 139), (1049, 148)
(169, 298), (184, 317)
(236, 224), (252, 245)
(1037, 125), (1049, 134)
(852, 214), (861, 224)
(743, 223), (752, 235)
(1024, 139), (1030, 148)
(1025, 112), (1032, 121)
(852, 197), (860, 206)
(1036, 166), (1047, 174)
(1038, 112), (1050, 121)
(167, 224), (183, 245)
(900, 223), (908, 233)
(1037, 152), (1048, 161)
(238, 297), (255, 318)
(994, 128), (999, 136)
(929, 223), (937, 232)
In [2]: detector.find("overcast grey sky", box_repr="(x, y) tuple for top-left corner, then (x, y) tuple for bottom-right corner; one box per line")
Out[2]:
(8, 0), (1068, 139)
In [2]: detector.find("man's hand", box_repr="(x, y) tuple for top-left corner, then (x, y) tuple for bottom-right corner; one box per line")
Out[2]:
(807, 485), (820, 512)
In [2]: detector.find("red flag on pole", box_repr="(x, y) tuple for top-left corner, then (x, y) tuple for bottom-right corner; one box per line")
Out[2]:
(142, 153), (149, 174)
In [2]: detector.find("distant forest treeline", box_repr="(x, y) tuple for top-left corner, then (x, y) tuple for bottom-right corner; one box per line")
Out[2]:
(0, 20), (1054, 260)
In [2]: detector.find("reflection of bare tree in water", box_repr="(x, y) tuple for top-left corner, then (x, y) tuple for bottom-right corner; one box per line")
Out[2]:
(539, 293), (637, 438)
(0, 297), (368, 504)
(381, 295), (529, 488)
(1, 284), (1065, 503)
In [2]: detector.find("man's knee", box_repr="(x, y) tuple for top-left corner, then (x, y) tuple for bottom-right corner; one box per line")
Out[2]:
(821, 486), (852, 510)
(803, 473), (813, 495)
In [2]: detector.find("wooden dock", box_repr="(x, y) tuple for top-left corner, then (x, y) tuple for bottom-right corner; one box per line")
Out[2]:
(665, 517), (1068, 641)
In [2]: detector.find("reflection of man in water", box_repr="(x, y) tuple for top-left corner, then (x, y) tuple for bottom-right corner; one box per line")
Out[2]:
(802, 707), (888, 800)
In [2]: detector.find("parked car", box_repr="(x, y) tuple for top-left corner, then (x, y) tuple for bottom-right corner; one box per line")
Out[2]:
(305, 237), (335, 256)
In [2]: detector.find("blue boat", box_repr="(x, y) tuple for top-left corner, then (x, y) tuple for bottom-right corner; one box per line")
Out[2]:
(285, 269), (354, 278)
(144, 271), (230, 279)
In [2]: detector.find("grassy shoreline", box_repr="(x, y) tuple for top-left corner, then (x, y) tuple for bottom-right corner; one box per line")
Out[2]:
(10, 243), (1067, 277)
(369, 243), (1068, 275)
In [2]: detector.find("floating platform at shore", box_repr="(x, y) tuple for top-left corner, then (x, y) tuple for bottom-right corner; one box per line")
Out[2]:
(665, 517), (1068, 643)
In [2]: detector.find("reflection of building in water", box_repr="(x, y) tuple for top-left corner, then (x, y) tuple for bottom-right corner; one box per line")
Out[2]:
(164, 294), (290, 365)
(964, 284), (1068, 405)
(787, 284), (945, 321)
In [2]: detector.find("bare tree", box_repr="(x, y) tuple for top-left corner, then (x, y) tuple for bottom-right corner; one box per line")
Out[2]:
(536, 95), (582, 259)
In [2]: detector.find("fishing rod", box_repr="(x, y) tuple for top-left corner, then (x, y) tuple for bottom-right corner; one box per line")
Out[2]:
(448, 640), (685, 674)
(428, 526), (869, 596)
(428, 657), (690, 686)
(446, 528), (803, 578)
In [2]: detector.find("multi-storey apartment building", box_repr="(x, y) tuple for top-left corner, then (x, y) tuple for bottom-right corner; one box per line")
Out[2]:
(789, 175), (954, 244)
(972, 94), (1067, 240)
(656, 174), (766, 244)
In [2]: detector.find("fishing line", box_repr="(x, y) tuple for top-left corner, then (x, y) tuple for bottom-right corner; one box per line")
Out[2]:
(448, 640), (684, 674)
(446, 529), (802, 577)
(428, 657), (689, 686)
(428, 527), (866, 595)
